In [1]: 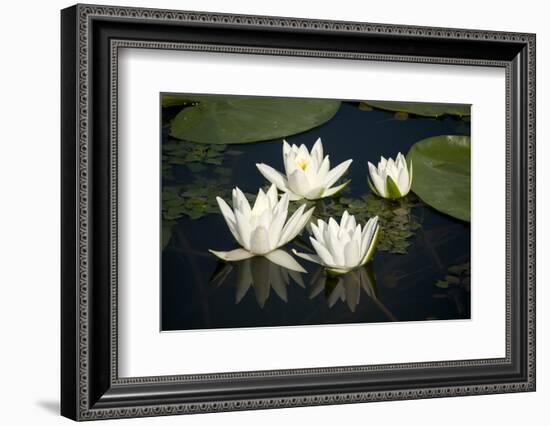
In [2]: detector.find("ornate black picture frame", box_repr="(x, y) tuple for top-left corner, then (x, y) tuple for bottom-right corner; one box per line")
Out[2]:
(61, 3), (536, 421)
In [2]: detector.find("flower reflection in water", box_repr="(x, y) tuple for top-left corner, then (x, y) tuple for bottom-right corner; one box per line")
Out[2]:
(210, 256), (304, 308)
(310, 266), (379, 313)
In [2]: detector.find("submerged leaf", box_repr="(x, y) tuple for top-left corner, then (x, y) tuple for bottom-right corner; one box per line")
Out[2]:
(435, 280), (449, 289)
(307, 192), (421, 255)
(162, 221), (176, 250)
(434, 262), (471, 292)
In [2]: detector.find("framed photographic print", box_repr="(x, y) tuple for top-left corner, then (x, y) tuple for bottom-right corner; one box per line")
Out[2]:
(61, 4), (536, 421)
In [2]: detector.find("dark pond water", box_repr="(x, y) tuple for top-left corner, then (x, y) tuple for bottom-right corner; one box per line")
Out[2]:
(161, 101), (471, 331)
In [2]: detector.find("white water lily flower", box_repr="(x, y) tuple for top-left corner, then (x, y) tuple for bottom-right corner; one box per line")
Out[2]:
(293, 211), (380, 275)
(368, 153), (413, 199)
(256, 138), (352, 201)
(209, 184), (314, 272)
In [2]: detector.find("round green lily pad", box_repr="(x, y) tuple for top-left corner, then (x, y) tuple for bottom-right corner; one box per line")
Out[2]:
(360, 101), (470, 118)
(168, 95), (341, 144)
(406, 135), (470, 222)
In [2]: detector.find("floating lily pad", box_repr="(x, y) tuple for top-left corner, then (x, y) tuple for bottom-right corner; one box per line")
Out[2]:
(360, 101), (470, 118)
(168, 95), (341, 144)
(162, 180), (222, 222)
(162, 139), (240, 182)
(162, 95), (196, 108)
(407, 135), (470, 222)
(162, 176), (256, 224)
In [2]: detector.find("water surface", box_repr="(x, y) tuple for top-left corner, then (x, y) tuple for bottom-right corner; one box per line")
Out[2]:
(161, 101), (471, 331)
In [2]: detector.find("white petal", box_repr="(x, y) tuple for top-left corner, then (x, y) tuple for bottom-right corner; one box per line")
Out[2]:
(340, 210), (350, 228)
(379, 156), (388, 172)
(279, 204), (306, 245)
(256, 208), (272, 234)
(344, 239), (361, 267)
(397, 152), (407, 168)
(249, 226), (271, 254)
(284, 152), (297, 176)
(311, 137), (324, 165)
(215, 197), (241, 244)
(216, 196), (235, 223)
(291, 249), (323, 266)
(304, 186), (325, 200)
(324, 226), (346, 266)
(317, 218), (327, 234)
(361, 216), (378, 256)
(209, 248), (255, 262)
(322, 181), (350, 199)
(251, 188), (269, 216)
(297, 144), (310, 159)
(386, 158), (398, 180)
(304, 155), (320, 182)
(282, 140), (291, 157)
(287, 191), (304, 201)
(367, 162), (378, 178)
(360, 221), (380, 265)
(287, 170), (312, 197)
(234, 209), (252, 250)
(368, 163), (386, 197)
(266, 184), (278, 208)
(233, 187), (251, 216)
(281, 207), (315, 244)
(273, 192), (289, 218)
(348, 215), (357, 231)
(352, 225), (362, 247)
(256, 163), (289, 192)
(265, 249), (307, 273)
(397, 165), (409, 194)
(310, 223), (326, 246)
(326, 217), (341, 245)
(324, 159), (353, 188)
(310, 237), (336, 267)
(270, 202), (288, 248)
(316, 156), (331, 181)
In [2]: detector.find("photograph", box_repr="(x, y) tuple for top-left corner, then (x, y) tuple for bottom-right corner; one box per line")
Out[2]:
(160, 94), (472, 331)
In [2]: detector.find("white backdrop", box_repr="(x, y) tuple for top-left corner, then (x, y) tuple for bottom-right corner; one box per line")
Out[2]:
(0, 0), (546, 425)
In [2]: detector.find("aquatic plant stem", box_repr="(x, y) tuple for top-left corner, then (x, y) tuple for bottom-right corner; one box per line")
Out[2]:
(371, 297), (398, 322)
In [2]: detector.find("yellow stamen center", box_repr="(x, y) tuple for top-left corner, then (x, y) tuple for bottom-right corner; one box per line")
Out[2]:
(295, 157), (308, 170)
